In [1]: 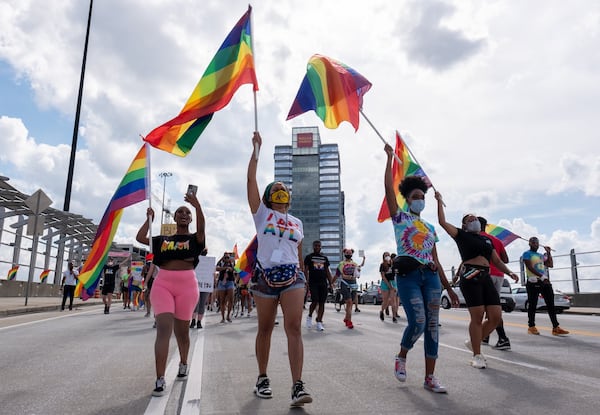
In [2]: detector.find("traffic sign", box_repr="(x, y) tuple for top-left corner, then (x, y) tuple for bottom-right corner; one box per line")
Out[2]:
(25, 189), (52, 215)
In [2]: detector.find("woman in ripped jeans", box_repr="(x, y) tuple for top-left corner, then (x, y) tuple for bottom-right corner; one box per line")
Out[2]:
(384, 144), (459, 394)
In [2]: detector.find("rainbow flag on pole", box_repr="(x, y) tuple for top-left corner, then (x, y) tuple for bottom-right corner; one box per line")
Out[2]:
(485, 224), (521, 247)
(144, 6), (258, 157)
(377, 131), (431, 222)
(287, 54), (372, 131)
(39, 269), (50, 283)
(7, 265), (18, 280)
(75, 144), (149, 299)
(235, 236), (258, 284)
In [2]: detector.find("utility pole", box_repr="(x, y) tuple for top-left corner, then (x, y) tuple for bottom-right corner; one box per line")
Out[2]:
(159, 172), (172, 225)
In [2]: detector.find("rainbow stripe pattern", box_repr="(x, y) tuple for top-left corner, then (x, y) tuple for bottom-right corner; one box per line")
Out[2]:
(485, 224), (521, 247)
(235, 236), (257, 284)
(7, 265), (18, 280)
(144, 6), (258, 157)
(287, 54), (372, 131)
(39, 269), (50, 283)
(75, 144), (148, 299)
(377, 131), (431, 222)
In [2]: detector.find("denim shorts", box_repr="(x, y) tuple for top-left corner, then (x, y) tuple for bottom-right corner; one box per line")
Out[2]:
(216, 280), (235, 291)
(250, 269), (306, 299)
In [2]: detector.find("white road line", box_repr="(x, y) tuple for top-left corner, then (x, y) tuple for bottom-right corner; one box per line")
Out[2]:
(0, 307), (101, 331)
(143, 352), (180, 415)
(439, 341), (549, 371)
(180, 329), (205, 415)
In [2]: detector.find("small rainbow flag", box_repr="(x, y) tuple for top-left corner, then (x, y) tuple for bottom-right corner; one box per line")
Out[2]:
(144, 6), (258, 157)
(235, 236), (257, 284)
(377, 131), (431, 222)
(485, 224), (521, 247)
(75, 144), (148, 300)
(39, 269), (50, 283)
(287, 54), (372, 131)
(7, 265), (18, 280)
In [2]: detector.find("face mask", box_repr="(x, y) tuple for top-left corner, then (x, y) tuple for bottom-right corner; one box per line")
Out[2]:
(466, 220), (481, 233)
(270, 189), (290, 204)
(384, 256), (391, 261)
(344, 254), (352, 259)
(409, 199), (425, 214)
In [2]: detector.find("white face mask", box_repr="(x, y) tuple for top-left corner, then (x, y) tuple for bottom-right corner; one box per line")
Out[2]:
(466, 221), (481, 233)
(384, 256), (391, 261)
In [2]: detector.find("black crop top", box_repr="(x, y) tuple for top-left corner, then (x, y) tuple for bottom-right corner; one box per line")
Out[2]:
(453, 229), (493, 262)
(151, 233), (205, 268)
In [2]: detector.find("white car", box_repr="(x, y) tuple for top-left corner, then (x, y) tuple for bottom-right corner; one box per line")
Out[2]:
(441, 278), (515, 312)
(511, 287), (571, 313)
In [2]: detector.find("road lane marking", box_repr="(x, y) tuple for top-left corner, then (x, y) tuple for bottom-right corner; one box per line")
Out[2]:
(180, 329), (205, 415)
(0, 307), (100, 331)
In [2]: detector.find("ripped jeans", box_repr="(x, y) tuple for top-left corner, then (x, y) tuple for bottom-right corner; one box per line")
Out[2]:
(396, 267), (441, 359)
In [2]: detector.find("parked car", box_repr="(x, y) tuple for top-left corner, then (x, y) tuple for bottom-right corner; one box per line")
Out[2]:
(511, 287), (571, 313)
(360, 284), (383, 305)
(441, 278), (515, 312)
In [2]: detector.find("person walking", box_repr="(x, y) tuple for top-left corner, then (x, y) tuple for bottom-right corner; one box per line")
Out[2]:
(190, 248), (210, 329)
(247, 131), (312, 408)
(522, 237), (569, 336)
(143, 254), (158, 318)
(120, 267), (130, 310)
(215, 252), (236, 323)
(101, 258), (123, 314)
(60, 261), (79, 311)
(304, 240), (334, 331)
(384, 144), (459, 393)
(379, 251), (399, 323)
(136, 190), (206, 397)
(335, 248), (362, 329)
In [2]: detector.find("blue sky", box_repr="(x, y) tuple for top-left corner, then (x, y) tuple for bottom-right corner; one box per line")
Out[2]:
(1, 0), (599, 292)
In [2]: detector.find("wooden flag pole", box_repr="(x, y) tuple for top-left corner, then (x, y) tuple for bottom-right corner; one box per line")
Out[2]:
(140, 136), (153, 252)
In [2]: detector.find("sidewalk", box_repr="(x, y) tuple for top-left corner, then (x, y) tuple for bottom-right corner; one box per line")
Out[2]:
(0, 296), (105, 317)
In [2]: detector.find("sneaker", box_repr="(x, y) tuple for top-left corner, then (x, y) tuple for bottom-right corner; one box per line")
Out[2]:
(240, 312), (244, 317)
(345, 319), (354, 329)
(290, 380), (312, 407)
(189, 319), (196, 329)
(306, 315), (313, 329)
(355, 308), (361, 312)
(464, 339), (473, 352)
(226, 317), (232, 323)
(471, 354), (486, 369)
(482, 336), (489, 345)
(196, 320), (202, 329)
(392, 317), (398, 323)
(394, 355), (407, 382)
(254, 376), (272, 399)
(494, 338), (511, 350)
(152, 376), (166, 397)
(316, 322), (324, 331)
(552, 326), (569, 336)
(379, 311), (385, 321)
(385, 308), (390, 316)
(424, 375), (447, 393)
(528, 326), (540, 335)
(176, 363), (188, 380)
(152, 321), (156, 329)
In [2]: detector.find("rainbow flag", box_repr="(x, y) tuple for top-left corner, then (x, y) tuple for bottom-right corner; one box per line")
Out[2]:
(485, 224), (521, 247)
(287, 54), (372, 131)
(75, 144), (148, 299)
(235, 236), (257, 284)
(39, 269), (50, 283)
(144, 6), (258, 156)
(7, 265), (18, 280)
(377, 131), (431, 222)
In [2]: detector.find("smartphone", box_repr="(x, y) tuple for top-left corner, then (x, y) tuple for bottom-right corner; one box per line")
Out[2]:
(187, 184), (198, 196)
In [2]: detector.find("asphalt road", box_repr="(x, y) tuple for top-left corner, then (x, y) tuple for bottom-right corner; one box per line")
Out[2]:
(1, 303), (599, 415)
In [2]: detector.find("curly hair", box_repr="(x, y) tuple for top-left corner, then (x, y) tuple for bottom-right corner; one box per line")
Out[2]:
(399, 175), (428, 199)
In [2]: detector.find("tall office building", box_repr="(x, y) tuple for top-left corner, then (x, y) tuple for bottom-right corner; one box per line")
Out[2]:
(274, 126), (345, 267)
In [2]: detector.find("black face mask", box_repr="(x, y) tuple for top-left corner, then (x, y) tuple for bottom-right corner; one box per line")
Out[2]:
(344, 255), (352, 259)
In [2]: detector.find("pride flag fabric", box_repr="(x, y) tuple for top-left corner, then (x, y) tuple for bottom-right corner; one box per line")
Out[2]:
(75, 144), (148, 299)
(39, 269), (50, 283)
(7, 265), (18, 280)
(287, 54), (372, 131)
(485, 224), (521, 247)
(144, 6), (258, 157)
(235, 236), (257, 284)
(377, 131), (431, 222)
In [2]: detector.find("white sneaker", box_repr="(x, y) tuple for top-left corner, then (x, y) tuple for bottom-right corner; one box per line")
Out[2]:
(394, 355), (407, 382)
(316, 322), (324, 331)
(471, 354), (486, 369)
(465, 339), (487, 361)
(306, 315), (313, 329)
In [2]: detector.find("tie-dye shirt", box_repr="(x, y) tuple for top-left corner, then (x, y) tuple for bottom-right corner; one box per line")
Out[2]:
(391, 210), (438, 264)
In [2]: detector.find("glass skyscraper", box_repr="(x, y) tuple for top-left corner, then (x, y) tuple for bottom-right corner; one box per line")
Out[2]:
(274, 126), (345, 268)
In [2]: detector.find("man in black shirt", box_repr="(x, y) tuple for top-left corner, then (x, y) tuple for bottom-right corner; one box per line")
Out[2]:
(101, 257), (123, 314)
(304, 241), (334, 331)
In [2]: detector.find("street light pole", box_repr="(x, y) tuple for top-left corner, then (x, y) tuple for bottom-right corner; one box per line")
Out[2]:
(158, 172), (172, 226)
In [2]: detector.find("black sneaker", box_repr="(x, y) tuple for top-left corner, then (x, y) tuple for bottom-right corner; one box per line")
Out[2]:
(254, 376), (272, 399)
(482, 336), (489, 345)
(189, 319), (196, 329)
(494, 338), (511, 350)
(290, 380), (312, 407)
(380, 311), (385, 321)
(196, 320), (202, 329)
(176, 363), (188, 380)
(152, 377), (166, 397)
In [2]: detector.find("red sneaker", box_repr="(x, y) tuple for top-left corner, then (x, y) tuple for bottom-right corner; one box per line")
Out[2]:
(345, 320), (354, 329)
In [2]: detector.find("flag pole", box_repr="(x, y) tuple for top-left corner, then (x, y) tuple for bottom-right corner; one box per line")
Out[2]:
(141, 137), (153, 253)
(249, 4), (259, 161)
(359, 109), (402, 165)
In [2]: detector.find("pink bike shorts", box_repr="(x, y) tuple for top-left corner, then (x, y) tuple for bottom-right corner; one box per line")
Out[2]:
(150, 269), (199, 320)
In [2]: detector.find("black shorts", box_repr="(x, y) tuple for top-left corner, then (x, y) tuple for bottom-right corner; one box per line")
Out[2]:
(101, 284), (115, 295)
(459, 264), (500, 307)
(309, 284), (328, 304)
(340, 279), (358, 301)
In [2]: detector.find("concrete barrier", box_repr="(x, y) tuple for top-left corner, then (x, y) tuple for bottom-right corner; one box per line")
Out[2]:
(570, 293), (600, 307)
(0, 280), (61, 297)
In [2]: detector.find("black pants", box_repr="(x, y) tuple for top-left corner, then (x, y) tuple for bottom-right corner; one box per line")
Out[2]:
(61, 285), (76, 310)
(526, 281), (559, 328)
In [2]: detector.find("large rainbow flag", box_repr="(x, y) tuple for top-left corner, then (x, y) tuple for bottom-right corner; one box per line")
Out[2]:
(7, 265), (18, 281)
(287, 54), (372, 131)
(377, 131), (431, 222)
(75, 144), (148, 299)
(144, 6), (258, 157)
(235, 236), (257, 284)
(485, 224), (521, 247)
(39, 269), (50, 283)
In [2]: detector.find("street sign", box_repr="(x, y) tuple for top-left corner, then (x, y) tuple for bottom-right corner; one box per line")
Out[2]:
(26, 216), (44, 235)
(25, 189), (52, 215)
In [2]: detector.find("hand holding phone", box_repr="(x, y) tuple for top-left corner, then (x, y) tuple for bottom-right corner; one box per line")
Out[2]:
(187, 184), (198, 196)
